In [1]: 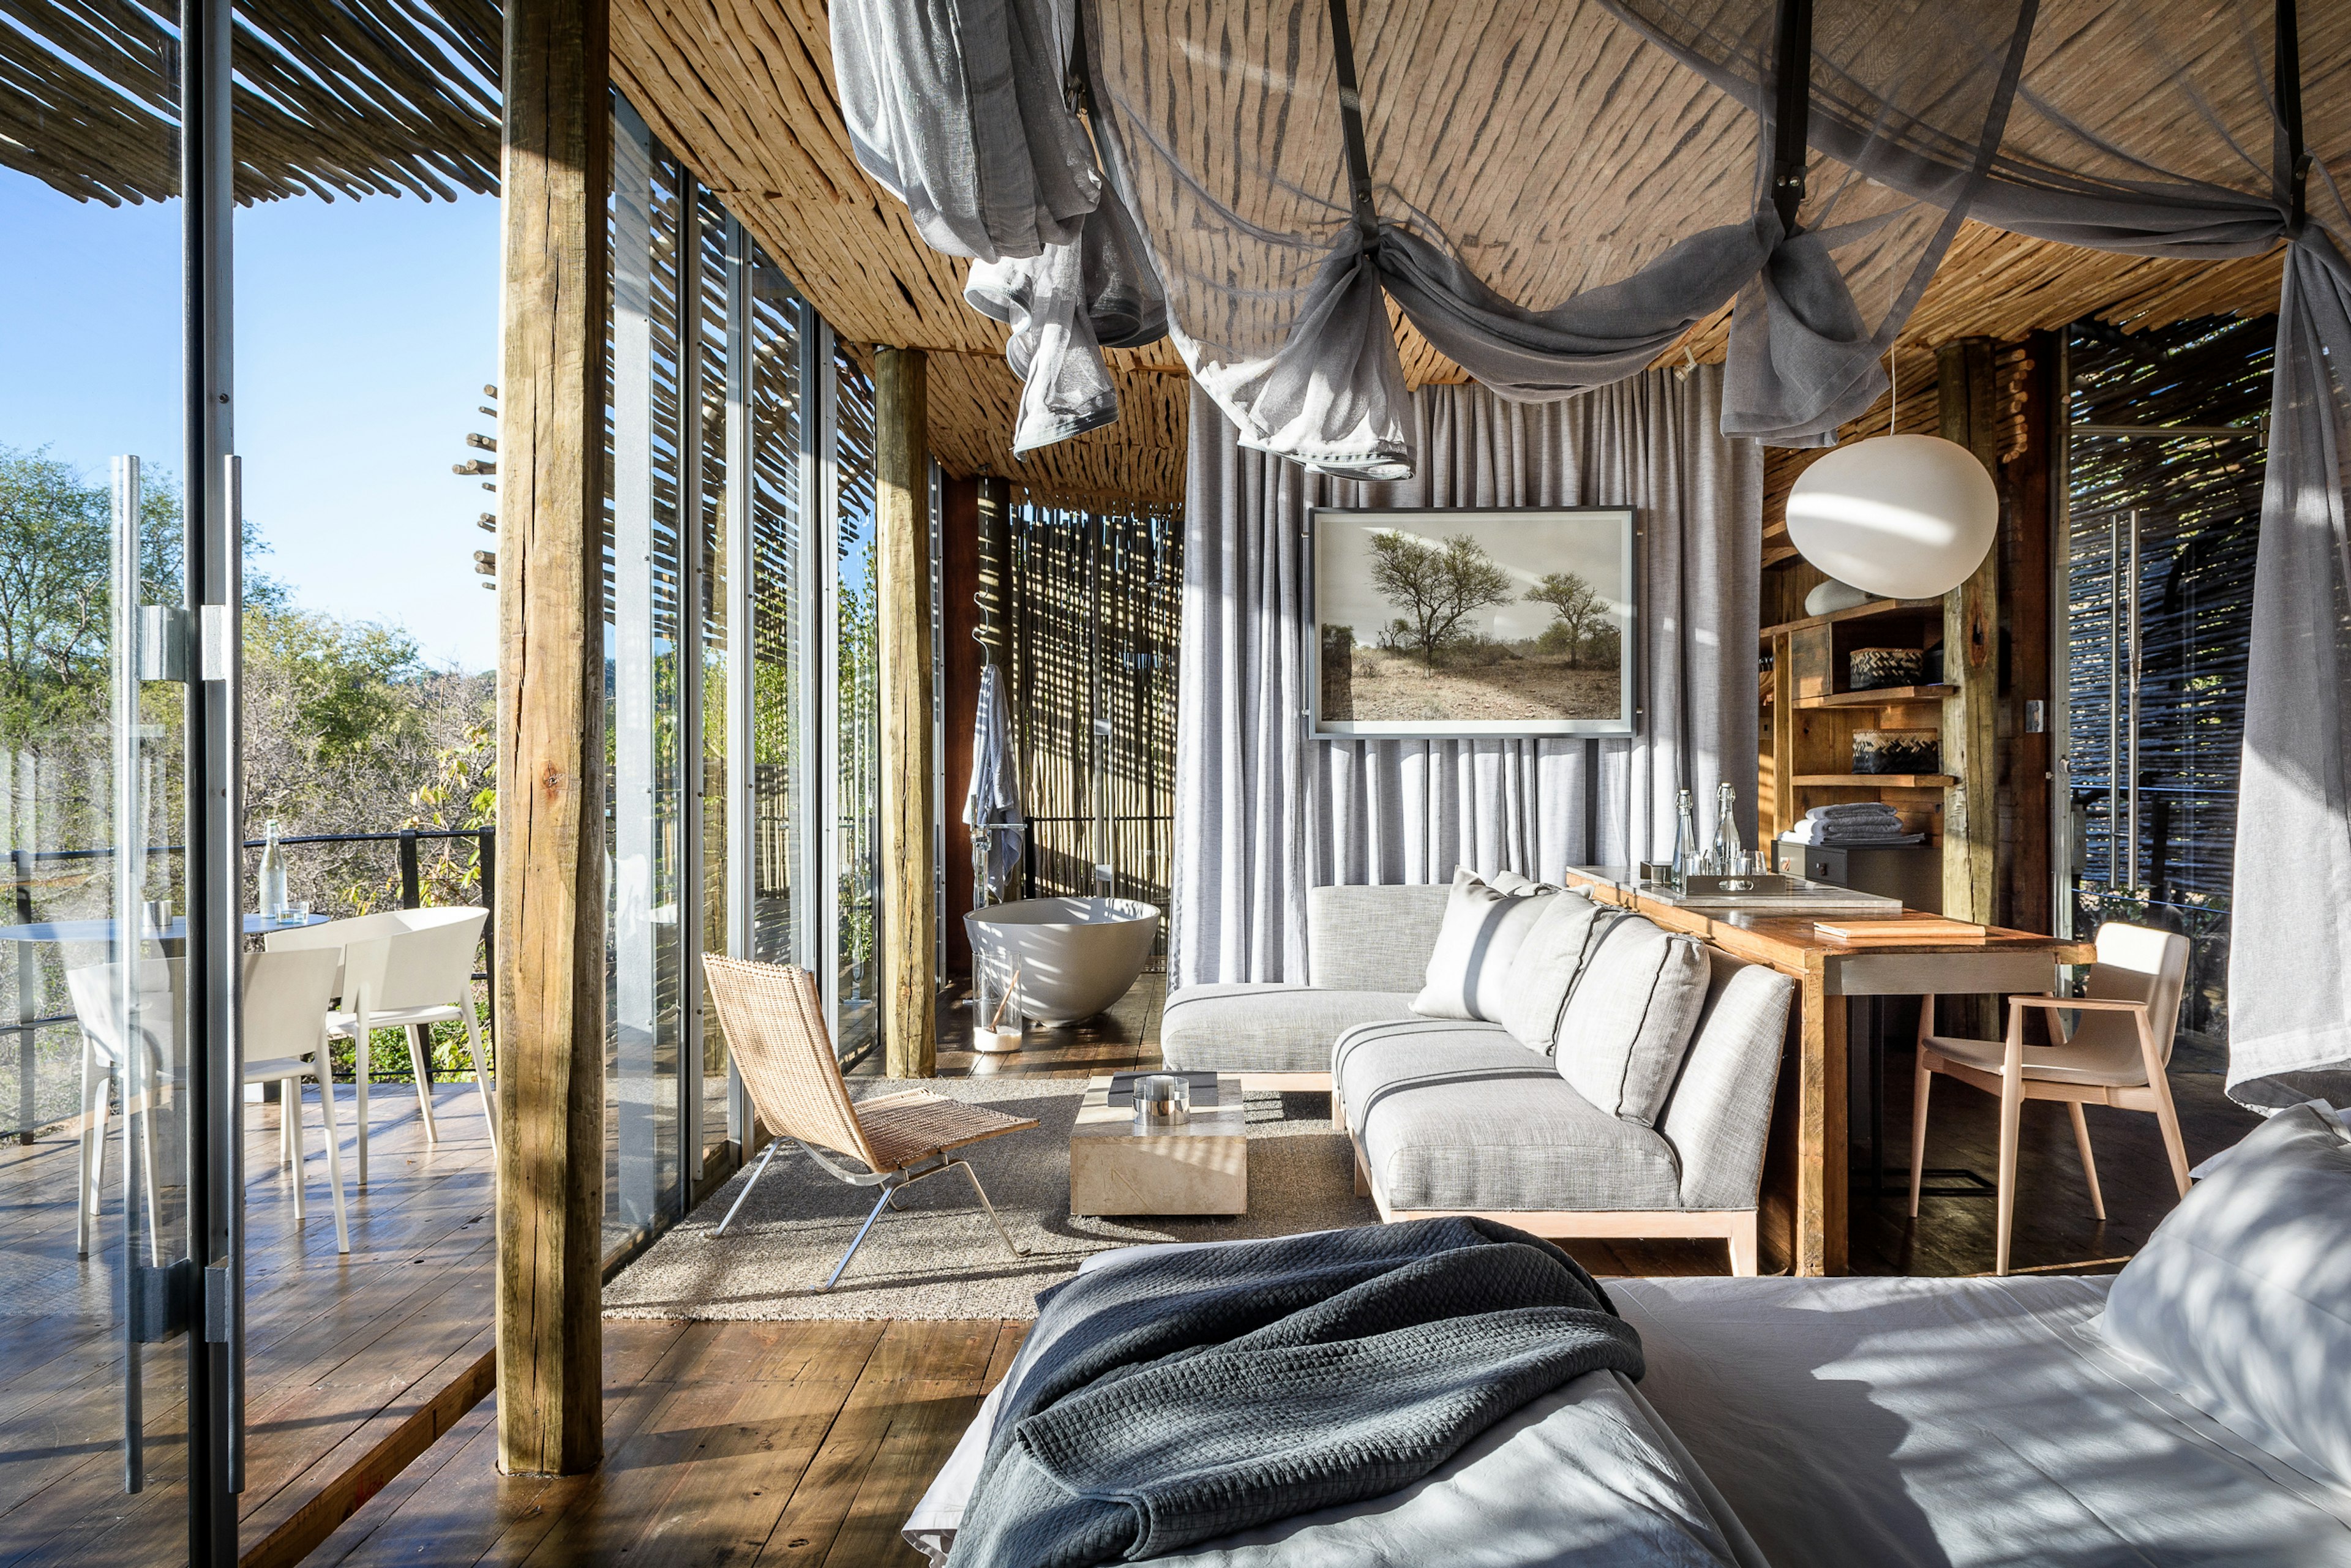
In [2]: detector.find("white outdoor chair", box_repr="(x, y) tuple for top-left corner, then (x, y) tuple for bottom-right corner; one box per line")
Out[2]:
(1910, 921), (2192, 1275)
(68, 948), (351, 1257)
(267, 906), (497, 1185)
(65, 960), (173, 1262)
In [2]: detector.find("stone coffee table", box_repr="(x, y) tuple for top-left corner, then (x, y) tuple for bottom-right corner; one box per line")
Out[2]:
(1068, 1073), (1248, 1217)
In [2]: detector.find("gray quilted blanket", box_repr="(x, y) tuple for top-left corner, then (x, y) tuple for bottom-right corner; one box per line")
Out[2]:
(946, 1218), (1643, 1568)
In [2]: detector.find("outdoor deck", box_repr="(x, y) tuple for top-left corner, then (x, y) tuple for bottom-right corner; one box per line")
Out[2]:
(0, 1081), (497, 1568)
(308, 978), (2260, 1567)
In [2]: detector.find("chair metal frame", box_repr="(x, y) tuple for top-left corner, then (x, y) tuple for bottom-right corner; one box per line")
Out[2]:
(702, 955), (1035, 1292)
(716, 1135), (1022, 1289)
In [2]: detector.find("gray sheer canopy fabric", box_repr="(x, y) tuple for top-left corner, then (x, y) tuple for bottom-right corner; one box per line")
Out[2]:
(1622, 2), (2351, 1107)
(830, 0), (2351, 1100)
(1171, 367), (1760, 986)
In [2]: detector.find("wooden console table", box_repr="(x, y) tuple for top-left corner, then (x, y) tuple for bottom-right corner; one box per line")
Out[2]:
(1561, 868), (2091, 1276)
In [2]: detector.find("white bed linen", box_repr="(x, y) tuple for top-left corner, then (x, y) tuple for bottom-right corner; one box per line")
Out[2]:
(906, 1238), (1768, 1567)
(1614, 1275), (2351, 1568)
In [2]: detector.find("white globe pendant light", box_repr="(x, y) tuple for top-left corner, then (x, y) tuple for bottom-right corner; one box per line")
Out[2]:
(1784, 433), (1998, 601)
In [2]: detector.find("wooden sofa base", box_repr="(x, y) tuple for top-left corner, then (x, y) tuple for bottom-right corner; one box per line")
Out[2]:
(1353, 1141), (1761, 1276)
(1238, 1071), (1333, 1093)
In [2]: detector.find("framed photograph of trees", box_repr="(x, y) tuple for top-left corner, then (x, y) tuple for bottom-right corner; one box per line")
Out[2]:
(1308, 506), (1638, 737)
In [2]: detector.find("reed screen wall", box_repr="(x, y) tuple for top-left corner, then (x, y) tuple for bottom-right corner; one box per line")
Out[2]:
(997, 497), (1183, 947)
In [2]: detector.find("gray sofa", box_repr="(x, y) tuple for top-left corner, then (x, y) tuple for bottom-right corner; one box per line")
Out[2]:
(1163, 882), (1795, 1274)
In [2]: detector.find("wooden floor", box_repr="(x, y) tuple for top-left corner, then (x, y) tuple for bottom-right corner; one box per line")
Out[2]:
(313, 976), (2262, 1568)
(0, 1079), (497, 1568)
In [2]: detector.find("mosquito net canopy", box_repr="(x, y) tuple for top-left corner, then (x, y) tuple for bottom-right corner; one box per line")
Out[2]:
(831, 0), (2351, 1106)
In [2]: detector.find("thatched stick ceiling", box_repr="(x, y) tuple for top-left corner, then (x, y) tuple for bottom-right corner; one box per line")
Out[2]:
(4, 0), (2309, 511)
(1, 0), (498, 206)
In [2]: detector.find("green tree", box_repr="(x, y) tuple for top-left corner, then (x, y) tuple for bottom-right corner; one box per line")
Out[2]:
(0, 445), (287, 746)
(1526, 569), (1610, 666)
(1366, 531), (1513, 667)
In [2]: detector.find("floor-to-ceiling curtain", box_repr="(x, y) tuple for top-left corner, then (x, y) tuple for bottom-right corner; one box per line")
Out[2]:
(1171, 364), (1760, 986)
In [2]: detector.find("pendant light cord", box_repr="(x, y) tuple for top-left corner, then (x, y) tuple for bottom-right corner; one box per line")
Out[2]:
(1889, 343), (1899, 435)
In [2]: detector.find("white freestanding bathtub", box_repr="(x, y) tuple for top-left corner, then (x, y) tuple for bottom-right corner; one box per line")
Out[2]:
(964, 897), (1161, 1026)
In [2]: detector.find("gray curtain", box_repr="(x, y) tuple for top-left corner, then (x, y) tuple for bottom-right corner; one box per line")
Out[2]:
(1171, 365), (1760, 986)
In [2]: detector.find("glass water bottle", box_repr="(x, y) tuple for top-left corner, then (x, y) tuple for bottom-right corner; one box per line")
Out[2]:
(1672, 789), (1701, 888)
(259, 817), (288, 920)
(1711, 782), (1745, 880)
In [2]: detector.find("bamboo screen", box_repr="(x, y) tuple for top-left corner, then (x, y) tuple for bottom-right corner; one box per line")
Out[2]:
(1000, 497), (1183, 942)
(2063, 312), (2273, 1040)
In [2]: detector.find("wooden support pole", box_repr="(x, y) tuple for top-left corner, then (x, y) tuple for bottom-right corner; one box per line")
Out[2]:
(494, 0), (607, 1479)
(2003, 331), (2061, 936)
(1939, 337), (2001, 928)
(877, 347), (936, 1078)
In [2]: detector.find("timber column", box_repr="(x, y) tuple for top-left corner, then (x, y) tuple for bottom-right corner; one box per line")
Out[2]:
(1938, 337), (2001, 926)
(877, 347), (937, 1076)
(495, 0), (608, 1477)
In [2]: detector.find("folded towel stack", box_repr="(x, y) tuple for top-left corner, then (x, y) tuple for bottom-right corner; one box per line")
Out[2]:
(1787, 803), (1924, 846)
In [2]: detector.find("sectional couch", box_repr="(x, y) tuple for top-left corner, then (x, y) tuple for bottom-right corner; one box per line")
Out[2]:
(1161, 876), (1796, 1273)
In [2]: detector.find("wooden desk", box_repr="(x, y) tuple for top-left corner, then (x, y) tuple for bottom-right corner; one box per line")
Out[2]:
(1561, 868), (2091, 1276)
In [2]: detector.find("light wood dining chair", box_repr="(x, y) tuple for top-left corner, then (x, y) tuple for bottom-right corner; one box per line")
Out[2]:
(268, 906), (496, 1185)
(702, 955), (1038, 1291)
(1910, 921), (2192, 1275)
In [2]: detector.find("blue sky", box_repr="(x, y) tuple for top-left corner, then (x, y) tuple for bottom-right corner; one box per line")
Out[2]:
(0, 176), (502, 673)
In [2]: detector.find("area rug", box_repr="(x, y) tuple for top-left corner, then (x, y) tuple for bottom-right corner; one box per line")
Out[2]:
(602, 1078), (1376, 1321)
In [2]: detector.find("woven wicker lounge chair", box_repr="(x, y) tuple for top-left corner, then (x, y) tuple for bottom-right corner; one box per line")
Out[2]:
(701, 955), (1039, 1290)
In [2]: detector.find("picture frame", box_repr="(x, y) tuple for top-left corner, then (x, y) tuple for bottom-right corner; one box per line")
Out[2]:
(1308, 505), (1640, 738)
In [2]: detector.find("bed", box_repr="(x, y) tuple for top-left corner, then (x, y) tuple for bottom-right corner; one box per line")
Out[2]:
(908, 1106), (2351, 1567)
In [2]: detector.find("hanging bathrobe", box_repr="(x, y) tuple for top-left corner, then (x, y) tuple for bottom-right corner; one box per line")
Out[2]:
(964, 663), (1026, 900)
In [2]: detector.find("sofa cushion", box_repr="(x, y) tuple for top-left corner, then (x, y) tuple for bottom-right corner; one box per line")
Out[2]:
(1332, 1017), (1535, 1137)
(1556, 915), (1712, 1127)
(1491, 891), (1610, 1051)
(1412, 868), (1557, 1022)
(1656, 952), (1794, 1210)
(1307, 883), (1453, 992)
(1358, 1070), (1685, 1212)
(1161, 983), (1417, 1075)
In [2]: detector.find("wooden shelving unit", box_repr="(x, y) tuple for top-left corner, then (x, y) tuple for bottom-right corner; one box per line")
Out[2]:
(1797, 683), (1954, 710)
(1759, 600), (1959, 858)
(1758, 596), (1941, 641)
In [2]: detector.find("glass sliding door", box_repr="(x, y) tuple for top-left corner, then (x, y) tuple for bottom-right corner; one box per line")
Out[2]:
(741, 247), (817, 978)
(606, 98), (688, 1252)
(689, 188), (735, 1187)
(827, 348), (882, 1065)
(0, 0), (243, 1549)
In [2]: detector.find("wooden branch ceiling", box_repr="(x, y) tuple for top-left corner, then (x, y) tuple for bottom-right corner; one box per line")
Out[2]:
(613, 0), (2298, 513)
(2, 0), (500, 205)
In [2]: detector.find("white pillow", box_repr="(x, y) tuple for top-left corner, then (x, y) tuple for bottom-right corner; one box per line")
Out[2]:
(2096, 1103), (2351, 1487)
(1554, 915), (1711, 1125)
(1491, 891), (1607, 1051)
(1411, 868), (1554, 1022)
(1488, 868), (1543, 895)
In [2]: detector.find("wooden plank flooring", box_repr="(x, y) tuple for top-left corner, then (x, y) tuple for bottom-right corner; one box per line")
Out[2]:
(315, 974), (2262, 1567)
(0, 1079), (497, 1568)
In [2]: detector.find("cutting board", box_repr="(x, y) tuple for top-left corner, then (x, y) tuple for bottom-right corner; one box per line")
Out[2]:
(1815, 917), (1990, 944)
